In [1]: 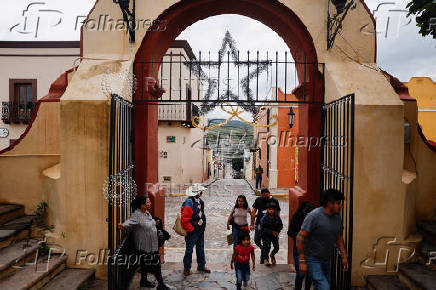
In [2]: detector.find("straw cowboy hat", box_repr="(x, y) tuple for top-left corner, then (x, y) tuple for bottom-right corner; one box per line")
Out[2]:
(186, 183), (207, 197)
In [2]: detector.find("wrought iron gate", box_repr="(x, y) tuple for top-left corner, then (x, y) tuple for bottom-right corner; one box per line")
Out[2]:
(321, 93), (355, 289)
(107, 94), (136, 290)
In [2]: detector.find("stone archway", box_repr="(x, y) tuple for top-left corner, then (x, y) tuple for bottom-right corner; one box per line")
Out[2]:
(133, 0), (323, 205)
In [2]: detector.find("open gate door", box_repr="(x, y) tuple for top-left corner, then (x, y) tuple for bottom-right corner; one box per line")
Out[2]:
(321, 93), (355, 289)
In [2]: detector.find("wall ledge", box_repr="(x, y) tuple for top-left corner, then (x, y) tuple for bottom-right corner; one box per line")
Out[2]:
(417, 124), (436, 153)
(42, 163), (61, 180)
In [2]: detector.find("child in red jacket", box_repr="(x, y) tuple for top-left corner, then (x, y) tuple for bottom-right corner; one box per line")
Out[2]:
(231, 232), (255, 290)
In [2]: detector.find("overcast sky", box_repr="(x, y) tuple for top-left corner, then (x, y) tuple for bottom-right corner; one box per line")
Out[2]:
(1, 0), (434, 120)
(1, 0), (434, 81)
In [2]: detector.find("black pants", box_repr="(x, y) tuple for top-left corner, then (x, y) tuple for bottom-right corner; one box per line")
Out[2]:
(255, 175), (262, 189)
(261, 236), (279, 263)
(254, 225), (263, 256)
(139, 251), (165, 287)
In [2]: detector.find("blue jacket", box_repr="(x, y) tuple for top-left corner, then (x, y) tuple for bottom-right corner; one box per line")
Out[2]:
(181, 197), (206, 232)
(260, 214), (283, 238)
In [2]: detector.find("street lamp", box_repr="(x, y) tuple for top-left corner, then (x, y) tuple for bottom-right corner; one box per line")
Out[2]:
(288, 107), (295, 128)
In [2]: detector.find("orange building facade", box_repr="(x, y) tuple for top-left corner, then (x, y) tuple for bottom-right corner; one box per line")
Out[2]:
(254, 88), (301, 189)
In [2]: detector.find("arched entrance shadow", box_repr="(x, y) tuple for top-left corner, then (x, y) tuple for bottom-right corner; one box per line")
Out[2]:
(134, 0), (323, 208)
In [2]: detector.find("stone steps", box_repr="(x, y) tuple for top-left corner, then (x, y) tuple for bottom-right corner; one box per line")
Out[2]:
(398, 263), (436, 290)
(87, 279), (107, 290)
(0, 239), (40, 279)
(0, 204), (24, 226)
(0, 215), (37, 249)
(366, 275), (410, 290)
(0, 204), (101, 289)
(41, 268), (95, 290)
(0, 254), (67, 290)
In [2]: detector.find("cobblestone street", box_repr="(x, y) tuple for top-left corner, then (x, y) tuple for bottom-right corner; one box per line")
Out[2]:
(128, 263), (296, 290)
(163, 179), (290, 265)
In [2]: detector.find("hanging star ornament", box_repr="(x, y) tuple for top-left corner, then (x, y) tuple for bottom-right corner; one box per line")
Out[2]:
(185, 31), (273, 116)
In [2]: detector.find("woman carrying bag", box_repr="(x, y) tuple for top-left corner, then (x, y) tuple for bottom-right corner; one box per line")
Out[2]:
(118, 195), (171, 290)
(227, 195), (255, 247)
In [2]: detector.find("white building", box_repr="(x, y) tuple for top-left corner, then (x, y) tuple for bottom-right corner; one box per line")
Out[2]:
(157, 40), (208, 187)
(0, 41), (80, 150)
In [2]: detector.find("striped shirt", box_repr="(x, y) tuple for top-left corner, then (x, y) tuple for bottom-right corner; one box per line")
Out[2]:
(122, 209), (158, 253)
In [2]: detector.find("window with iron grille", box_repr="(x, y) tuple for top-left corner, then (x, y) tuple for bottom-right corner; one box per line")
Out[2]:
(2, 79), (37, 124)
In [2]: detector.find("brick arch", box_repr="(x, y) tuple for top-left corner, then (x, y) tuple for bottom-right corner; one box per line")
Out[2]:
(136, 0), (320, 100)
(134, 0), (323, 206)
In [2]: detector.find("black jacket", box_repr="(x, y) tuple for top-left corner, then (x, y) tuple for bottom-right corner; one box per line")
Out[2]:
(260, 215), (283, 238)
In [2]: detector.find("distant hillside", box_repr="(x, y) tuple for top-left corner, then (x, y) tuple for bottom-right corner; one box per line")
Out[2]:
(208, 119), (253, 130)
(206, 119), (254, 149)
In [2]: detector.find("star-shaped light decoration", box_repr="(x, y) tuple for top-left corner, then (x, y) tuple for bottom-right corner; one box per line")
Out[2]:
(185, 31), (273, 116)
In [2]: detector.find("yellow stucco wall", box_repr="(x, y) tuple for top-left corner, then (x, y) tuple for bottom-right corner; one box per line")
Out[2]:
(403, 99), (436, 222)
(404, 77), (436, 142)
(0, 101), (60, 213)
(0, 0), (416, 285)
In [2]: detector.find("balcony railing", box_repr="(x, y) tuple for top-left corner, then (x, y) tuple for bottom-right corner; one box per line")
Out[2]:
(158, 103), (188, 121)
(2, 101), (36, 124)
(158, 103), (200, 127)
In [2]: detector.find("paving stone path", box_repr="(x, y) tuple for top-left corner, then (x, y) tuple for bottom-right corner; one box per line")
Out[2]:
(128, 263), (296, 290)
(164, 179), (290, 264)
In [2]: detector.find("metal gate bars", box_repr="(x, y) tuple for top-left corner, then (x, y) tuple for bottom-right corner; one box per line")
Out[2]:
(107, 94), (136, 290)
(321, 93), (355, 289)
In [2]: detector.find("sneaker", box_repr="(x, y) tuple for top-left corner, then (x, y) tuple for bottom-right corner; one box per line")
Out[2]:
(270, 253), (276, 265)
(197, 267), (211, 273)
(264, 259), (270, 266)
(183, 269), (191, 276)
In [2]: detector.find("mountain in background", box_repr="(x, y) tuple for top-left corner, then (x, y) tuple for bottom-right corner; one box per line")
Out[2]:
(206, 119), (254, 150)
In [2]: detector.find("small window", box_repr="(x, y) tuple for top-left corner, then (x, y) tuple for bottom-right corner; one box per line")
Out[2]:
(5, 79), (37, 124)
(166, 136), (176, 143)
(163, 176), (171, 182)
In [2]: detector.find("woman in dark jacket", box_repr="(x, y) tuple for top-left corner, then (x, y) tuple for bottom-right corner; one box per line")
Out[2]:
(118, 195), (170, 290)
(287, 201), (315, 290)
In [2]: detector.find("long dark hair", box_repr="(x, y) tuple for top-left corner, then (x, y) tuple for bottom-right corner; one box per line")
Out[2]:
(297, 201), (316, 216)
(234, 195), (249, 209)
(132, 195), (149, 211)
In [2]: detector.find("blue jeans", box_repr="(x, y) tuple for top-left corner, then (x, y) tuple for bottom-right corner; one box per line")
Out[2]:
(293, 245), (312, 290)
(306, 256), (331, 290)
(183, 229), (206, 270)
(234, 262), (250, 290)
(261, 236), (279, 263)
(255, 175), (262, 189)
(232, 225), (239, 248)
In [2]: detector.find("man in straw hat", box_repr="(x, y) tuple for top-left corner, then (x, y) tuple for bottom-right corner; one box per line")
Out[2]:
(181, 183), (211, 276)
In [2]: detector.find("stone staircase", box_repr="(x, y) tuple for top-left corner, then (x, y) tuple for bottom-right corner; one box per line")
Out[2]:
(0, 203), (96, 289)
(364, 219), (436, 290)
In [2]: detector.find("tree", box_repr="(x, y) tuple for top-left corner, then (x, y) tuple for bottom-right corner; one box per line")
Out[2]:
(407, 0), (436, 39)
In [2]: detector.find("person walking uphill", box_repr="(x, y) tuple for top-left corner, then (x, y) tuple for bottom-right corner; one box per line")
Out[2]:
(296, 189), (349, 290)
(118, 195), (171, 290)
(254, 165), (263, 189)
(252, 188), (281, 257)
(181, 184), (211, 276)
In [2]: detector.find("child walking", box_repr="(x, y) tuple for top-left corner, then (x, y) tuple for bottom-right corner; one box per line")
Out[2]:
(230, 232), (255, 290)
(260, 202), (283, 265)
